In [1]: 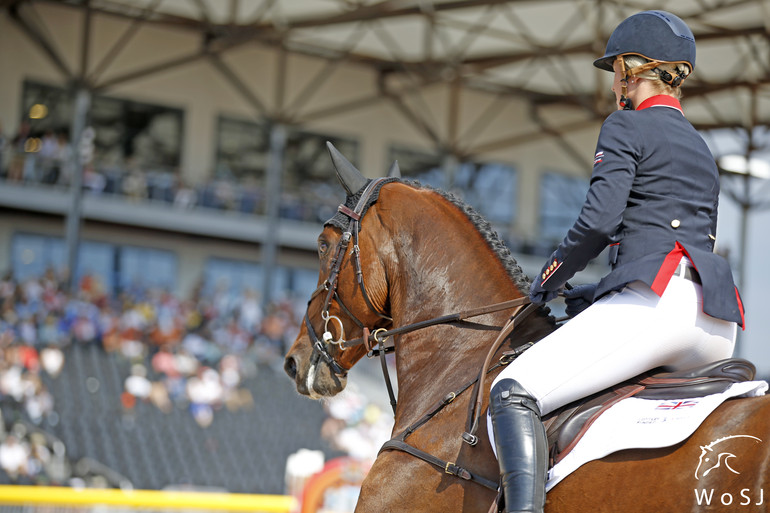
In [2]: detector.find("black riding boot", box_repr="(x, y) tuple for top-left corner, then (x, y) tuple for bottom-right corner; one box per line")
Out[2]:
(489, 378), (548, 513)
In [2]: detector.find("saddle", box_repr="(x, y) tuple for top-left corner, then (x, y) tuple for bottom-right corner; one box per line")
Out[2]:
(541, 358), (756, 466)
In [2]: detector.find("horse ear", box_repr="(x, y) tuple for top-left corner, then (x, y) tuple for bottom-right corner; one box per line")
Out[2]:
(387, 160), (401, 178)
(327, 141), (367, 196)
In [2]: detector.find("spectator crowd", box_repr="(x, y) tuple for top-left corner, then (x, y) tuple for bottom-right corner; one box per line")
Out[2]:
(0, 267), (303, 485)
(0, 265), (394, 491)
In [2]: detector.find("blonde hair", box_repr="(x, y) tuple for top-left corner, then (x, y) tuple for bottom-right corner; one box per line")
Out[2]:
(622, 54), (691, 98)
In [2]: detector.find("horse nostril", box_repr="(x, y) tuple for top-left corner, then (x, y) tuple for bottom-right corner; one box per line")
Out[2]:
(284, 355), (297, 380)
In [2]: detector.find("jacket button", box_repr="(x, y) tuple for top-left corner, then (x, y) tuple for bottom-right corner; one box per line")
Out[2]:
(670, 219), (681, 229)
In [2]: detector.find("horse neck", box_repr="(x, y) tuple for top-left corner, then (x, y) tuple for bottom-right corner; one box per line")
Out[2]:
(378, 187), (549, 426)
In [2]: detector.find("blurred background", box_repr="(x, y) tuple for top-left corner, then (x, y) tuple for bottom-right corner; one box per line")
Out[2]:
(0, 1), (769, 511)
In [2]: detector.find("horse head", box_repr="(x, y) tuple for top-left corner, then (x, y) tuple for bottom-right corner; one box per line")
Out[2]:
(284, 143), (399, 398)
(284, 143), (552, 405)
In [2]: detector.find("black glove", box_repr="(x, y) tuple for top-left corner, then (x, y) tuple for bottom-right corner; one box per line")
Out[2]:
(529, 279), (559, 305)
(562, 283), (597, 318)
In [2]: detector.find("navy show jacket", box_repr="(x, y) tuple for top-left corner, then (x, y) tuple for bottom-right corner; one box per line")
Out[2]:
(539, 95), (744, 327)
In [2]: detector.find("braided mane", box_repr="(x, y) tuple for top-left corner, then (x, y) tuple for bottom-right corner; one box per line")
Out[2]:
(402, 179), (532, 296)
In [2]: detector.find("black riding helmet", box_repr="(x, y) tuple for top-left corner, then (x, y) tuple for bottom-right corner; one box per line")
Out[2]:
(593, 10), (696, 73)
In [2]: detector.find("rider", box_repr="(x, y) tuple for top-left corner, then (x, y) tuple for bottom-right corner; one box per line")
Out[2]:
(488, 10), (744, 513)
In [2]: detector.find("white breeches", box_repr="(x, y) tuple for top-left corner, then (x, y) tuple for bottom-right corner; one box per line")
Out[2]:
(491, 262), (737, 417)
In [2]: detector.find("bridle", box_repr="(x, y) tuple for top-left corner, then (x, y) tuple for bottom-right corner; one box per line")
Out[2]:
(303, 177), (393, 378)
(304, 176), (533, 381)
(303, 177), (540, 491)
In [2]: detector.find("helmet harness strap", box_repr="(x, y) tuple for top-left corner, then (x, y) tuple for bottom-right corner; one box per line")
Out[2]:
(617, 56), (633, 110)
(616, 54), (690, 110)
(651, 66), (688, 87)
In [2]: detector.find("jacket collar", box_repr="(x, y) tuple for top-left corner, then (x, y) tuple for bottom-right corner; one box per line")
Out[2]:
(636, 94), (683, 113)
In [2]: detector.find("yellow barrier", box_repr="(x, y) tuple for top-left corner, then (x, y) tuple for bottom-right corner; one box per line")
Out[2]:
(0, 485), (297, 512)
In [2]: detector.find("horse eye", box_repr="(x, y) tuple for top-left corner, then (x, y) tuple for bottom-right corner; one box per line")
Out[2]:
(318, 240), (329, 255)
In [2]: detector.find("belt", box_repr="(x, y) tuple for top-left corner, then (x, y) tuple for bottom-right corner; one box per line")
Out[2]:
(675, 263), (701, 284)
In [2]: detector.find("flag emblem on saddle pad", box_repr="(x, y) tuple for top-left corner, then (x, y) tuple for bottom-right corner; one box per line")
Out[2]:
(656, 400), (699, 410)
(594, 151), (604, 165)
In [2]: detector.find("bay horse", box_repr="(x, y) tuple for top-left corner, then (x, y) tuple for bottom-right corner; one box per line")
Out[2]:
(284, 144), (770, 512)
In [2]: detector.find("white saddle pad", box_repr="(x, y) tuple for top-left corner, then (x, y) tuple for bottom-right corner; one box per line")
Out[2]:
(546, 380), (768, 491)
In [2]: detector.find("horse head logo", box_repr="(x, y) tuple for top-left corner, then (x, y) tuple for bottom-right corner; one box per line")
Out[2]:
(694, 435), (762, 480)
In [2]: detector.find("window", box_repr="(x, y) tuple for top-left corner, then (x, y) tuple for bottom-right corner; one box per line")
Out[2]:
(282, 129), (356, 223)
(539, 172), (589, 242)
(118, 246), (177, 293)
(203, 258), (318, 304)
(21, 80), (184, 171)
(455, 161), (517, 225)
(287, 267), (320, 300)
(11, 233), (66, 282)
(387, 146), (445, 189)
(212, 117), (269, 214)
(11, 233), (115, 293)
(79, 241), (116, 293)
(388, 145), (518, 226)
(214, 116), (356, 222)
(10, 233), (177, 294)
(204, 258), (266, 299)
(215, 117), (269, 180)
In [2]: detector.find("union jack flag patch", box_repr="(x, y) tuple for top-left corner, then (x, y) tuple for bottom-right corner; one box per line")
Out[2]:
(655, 400), (699, 410)
(594, 151), (604, 165)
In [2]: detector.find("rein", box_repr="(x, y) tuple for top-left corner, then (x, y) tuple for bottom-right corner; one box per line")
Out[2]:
(342, 297), (531, 350)
(345, 296), (532, 416)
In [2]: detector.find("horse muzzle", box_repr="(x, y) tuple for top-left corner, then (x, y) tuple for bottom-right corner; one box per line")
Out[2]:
(284, 342), (348, 399)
